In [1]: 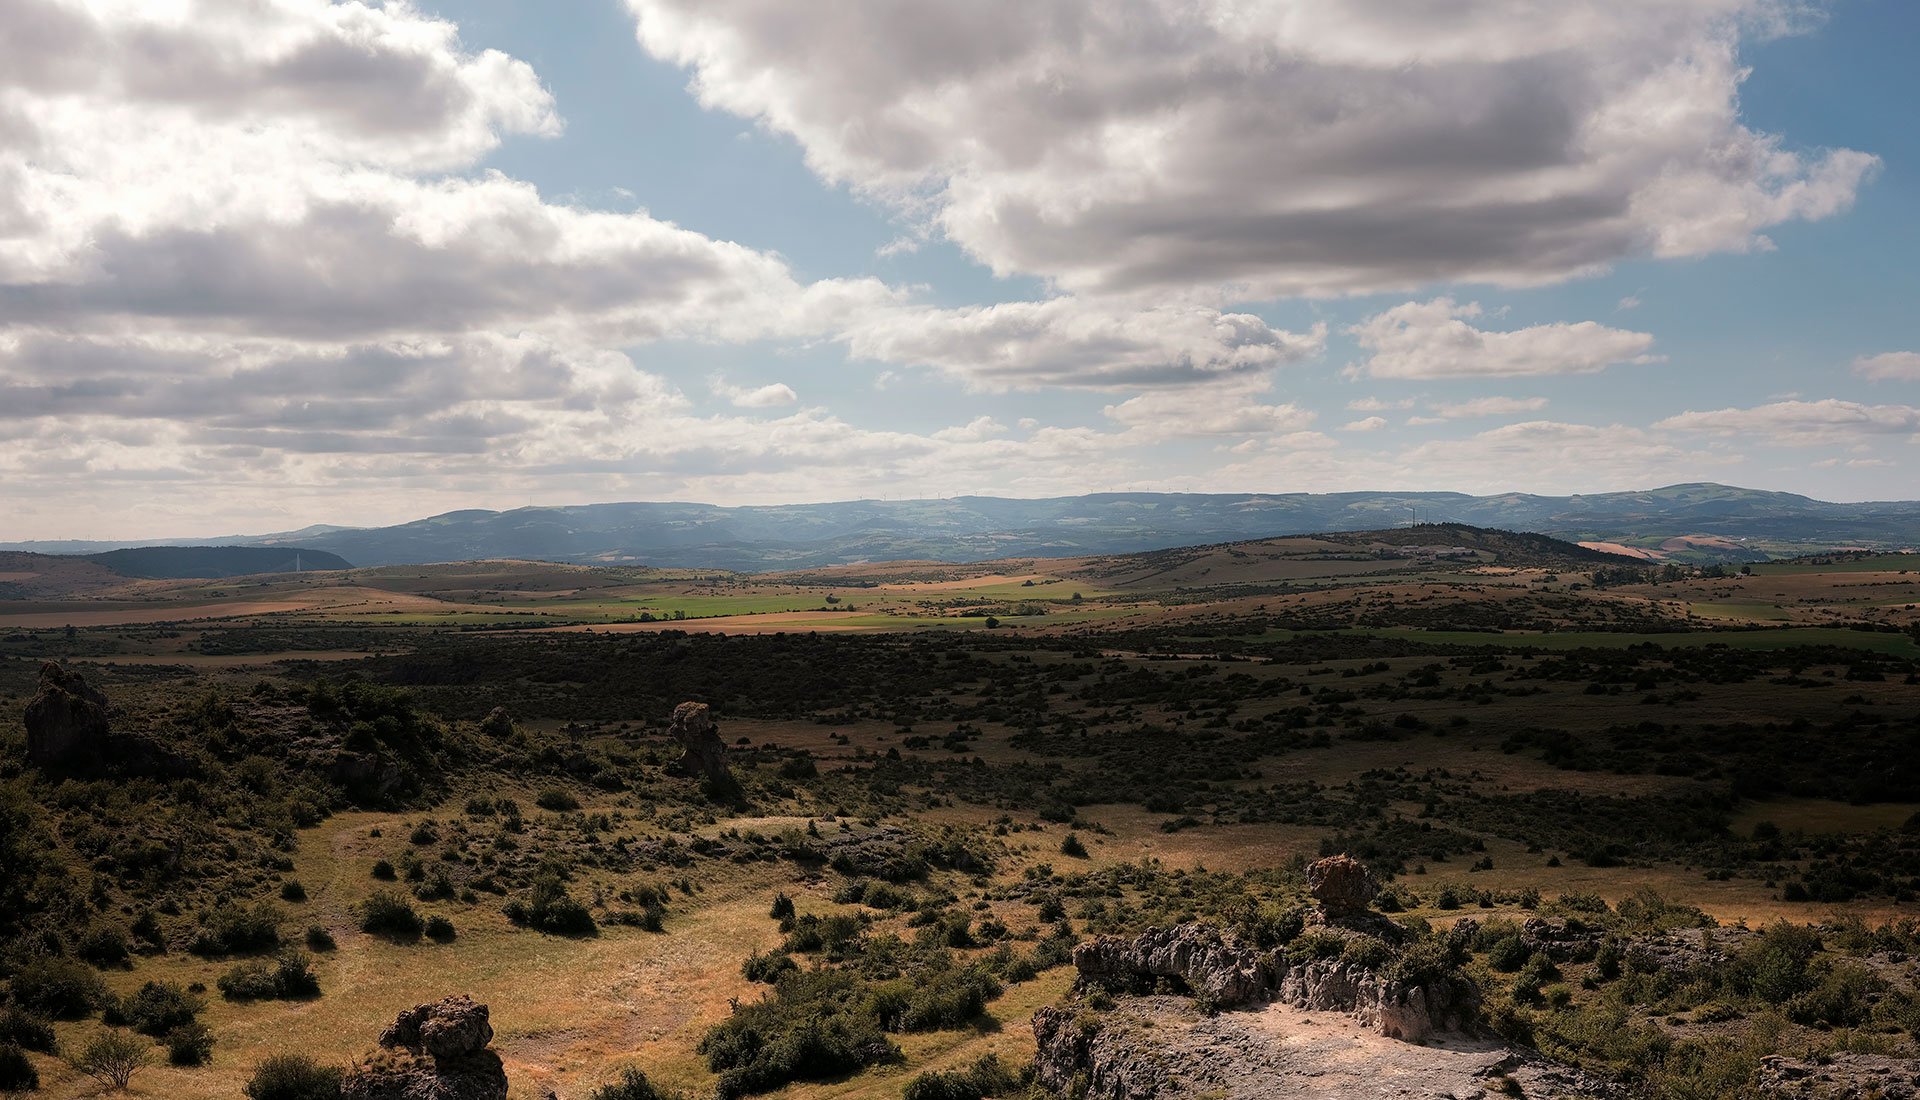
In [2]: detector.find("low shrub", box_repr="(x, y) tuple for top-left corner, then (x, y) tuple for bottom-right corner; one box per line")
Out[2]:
(218, 952), (320, 1002)
(166, 1020), (216, 1066)
(72, 1028), (150, 1090)
(535, 788), (580, 812)
(590, 1065), (680, 1100)
(244, 1053), (343, 1100)
(188, 902), (284, 956)
(902, 1054), (1020, 1100)
(503, 874), (596, 936)
(0, 1007), (58, 1053)
(360, 890), (424, 941)
(117, 981), (204, 1037)
(11, 957), (107, 1019)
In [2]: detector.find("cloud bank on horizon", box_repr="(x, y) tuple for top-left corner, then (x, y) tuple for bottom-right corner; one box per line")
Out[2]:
(0, 0), (1913, 539)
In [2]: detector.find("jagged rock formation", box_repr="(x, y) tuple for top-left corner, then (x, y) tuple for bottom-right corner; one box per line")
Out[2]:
(1520, 916), (1605, 962)
(21, 662), (191, 776)
(1307, 853), (1377, 916)
(1034, 996), (1624, 1100)
(1758, 1053), (1920, 1098)
(666, 701), (736, 798)
(342, 995), (508, 1100)
(1069, 922), (1474, 1042)
(23, 662), (112, 767)
(1304, 855), (1408, 944)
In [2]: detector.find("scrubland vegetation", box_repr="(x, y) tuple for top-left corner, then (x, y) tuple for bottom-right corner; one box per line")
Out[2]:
(1, 533), (1917, 1097)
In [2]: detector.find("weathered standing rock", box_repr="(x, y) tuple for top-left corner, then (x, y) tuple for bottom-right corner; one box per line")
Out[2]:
(343, 995), (507, 1100)
(1305, 854), (1378, 917)
(23, 662), (112, 767)
(666, 701), (737, 799)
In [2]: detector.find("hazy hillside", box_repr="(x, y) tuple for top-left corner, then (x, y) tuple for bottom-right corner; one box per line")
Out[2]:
(4, 484), (1916, 571)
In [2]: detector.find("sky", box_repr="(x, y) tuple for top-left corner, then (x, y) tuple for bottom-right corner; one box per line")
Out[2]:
(1, 0), (1916, 540)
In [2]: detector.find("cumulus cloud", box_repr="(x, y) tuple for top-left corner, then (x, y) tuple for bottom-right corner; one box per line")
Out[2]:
(713, 378), (799, 407)
(843, 299), (1324, 390)
(1349, 299), (1658, 378)
(1855, 352), (1920, 381)
(1656, 400), (1920, 444)
(1101, 376), (1317, 439)
(1428, 396), (1550, 418)
(1342, 417), (1388, 432)
(631, 0), (1876, 297)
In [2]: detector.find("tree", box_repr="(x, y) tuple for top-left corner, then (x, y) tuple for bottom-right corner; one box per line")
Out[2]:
(72, 1028), (149, 1091)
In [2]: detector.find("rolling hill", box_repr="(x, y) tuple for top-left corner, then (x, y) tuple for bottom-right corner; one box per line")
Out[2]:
(2, 484), (1914, 571)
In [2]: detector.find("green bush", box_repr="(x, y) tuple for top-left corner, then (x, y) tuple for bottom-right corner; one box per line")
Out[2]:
(535, 788), (580, 812)
(902, 1055), (1020, 1100)
(11, 957), (107, 1019)
(280, 880), (307, 903)
(118, 981), (204, 1037)
(244, 1053), (343, 1100)
(188, 902), (284, 956)
(503, 873), (596, 936)
(425, 915), (457, 942)
(72, 1028), (149, 1090)
(360, 890), (424, 940)
(742, 951), (798, 984)
(1059, 833), (1088, 858)
(700, 970), (901, 1099)
(218, 952), (320, 1002)
(305, 925), (337, 952)
(166, 1020), (216, 1066)
(76, 923), (132, 968)
(0, 1044), (39, 1092)
(590, 1066), (680, 1100)
(0, 1007), (58, 1053)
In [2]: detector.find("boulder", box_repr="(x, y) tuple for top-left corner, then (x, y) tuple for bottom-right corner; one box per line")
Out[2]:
(23, 662), (112, 767)
(344, 995), (507, 1100)
(1305, 854), (1378, 917)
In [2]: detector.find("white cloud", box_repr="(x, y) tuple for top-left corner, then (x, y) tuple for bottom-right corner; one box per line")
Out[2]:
(713, 378), (799, 407)
(1656, 399), (1920, 444)
(1855, 352), (1920, 381)
(1616, 294), (1644, 311)
(1429, 396), (1550, 418)
(1342, 416), (1389, 432)
(1349, 298), (1658, 378)
(1346, 396), (1413, 412)
(631, 0), (1875, 298)
(1101, 376), (1317, 440)
(844, 299), (1324, 390)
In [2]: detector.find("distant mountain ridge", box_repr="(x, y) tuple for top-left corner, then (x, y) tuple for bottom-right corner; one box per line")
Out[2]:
(5, 484), (1916, 572)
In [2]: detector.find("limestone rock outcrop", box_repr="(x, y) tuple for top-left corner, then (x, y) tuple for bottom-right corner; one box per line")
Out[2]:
(23, 662), (112, 768)
(1069, 921), (1475, 1042)
(21, 662), (192, 776)
(343, 995), (507, 1100)
(1757, 1053), (1920, 1099)
(666, 701), (736, 798)
(1034, 995), (1623, 1100)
